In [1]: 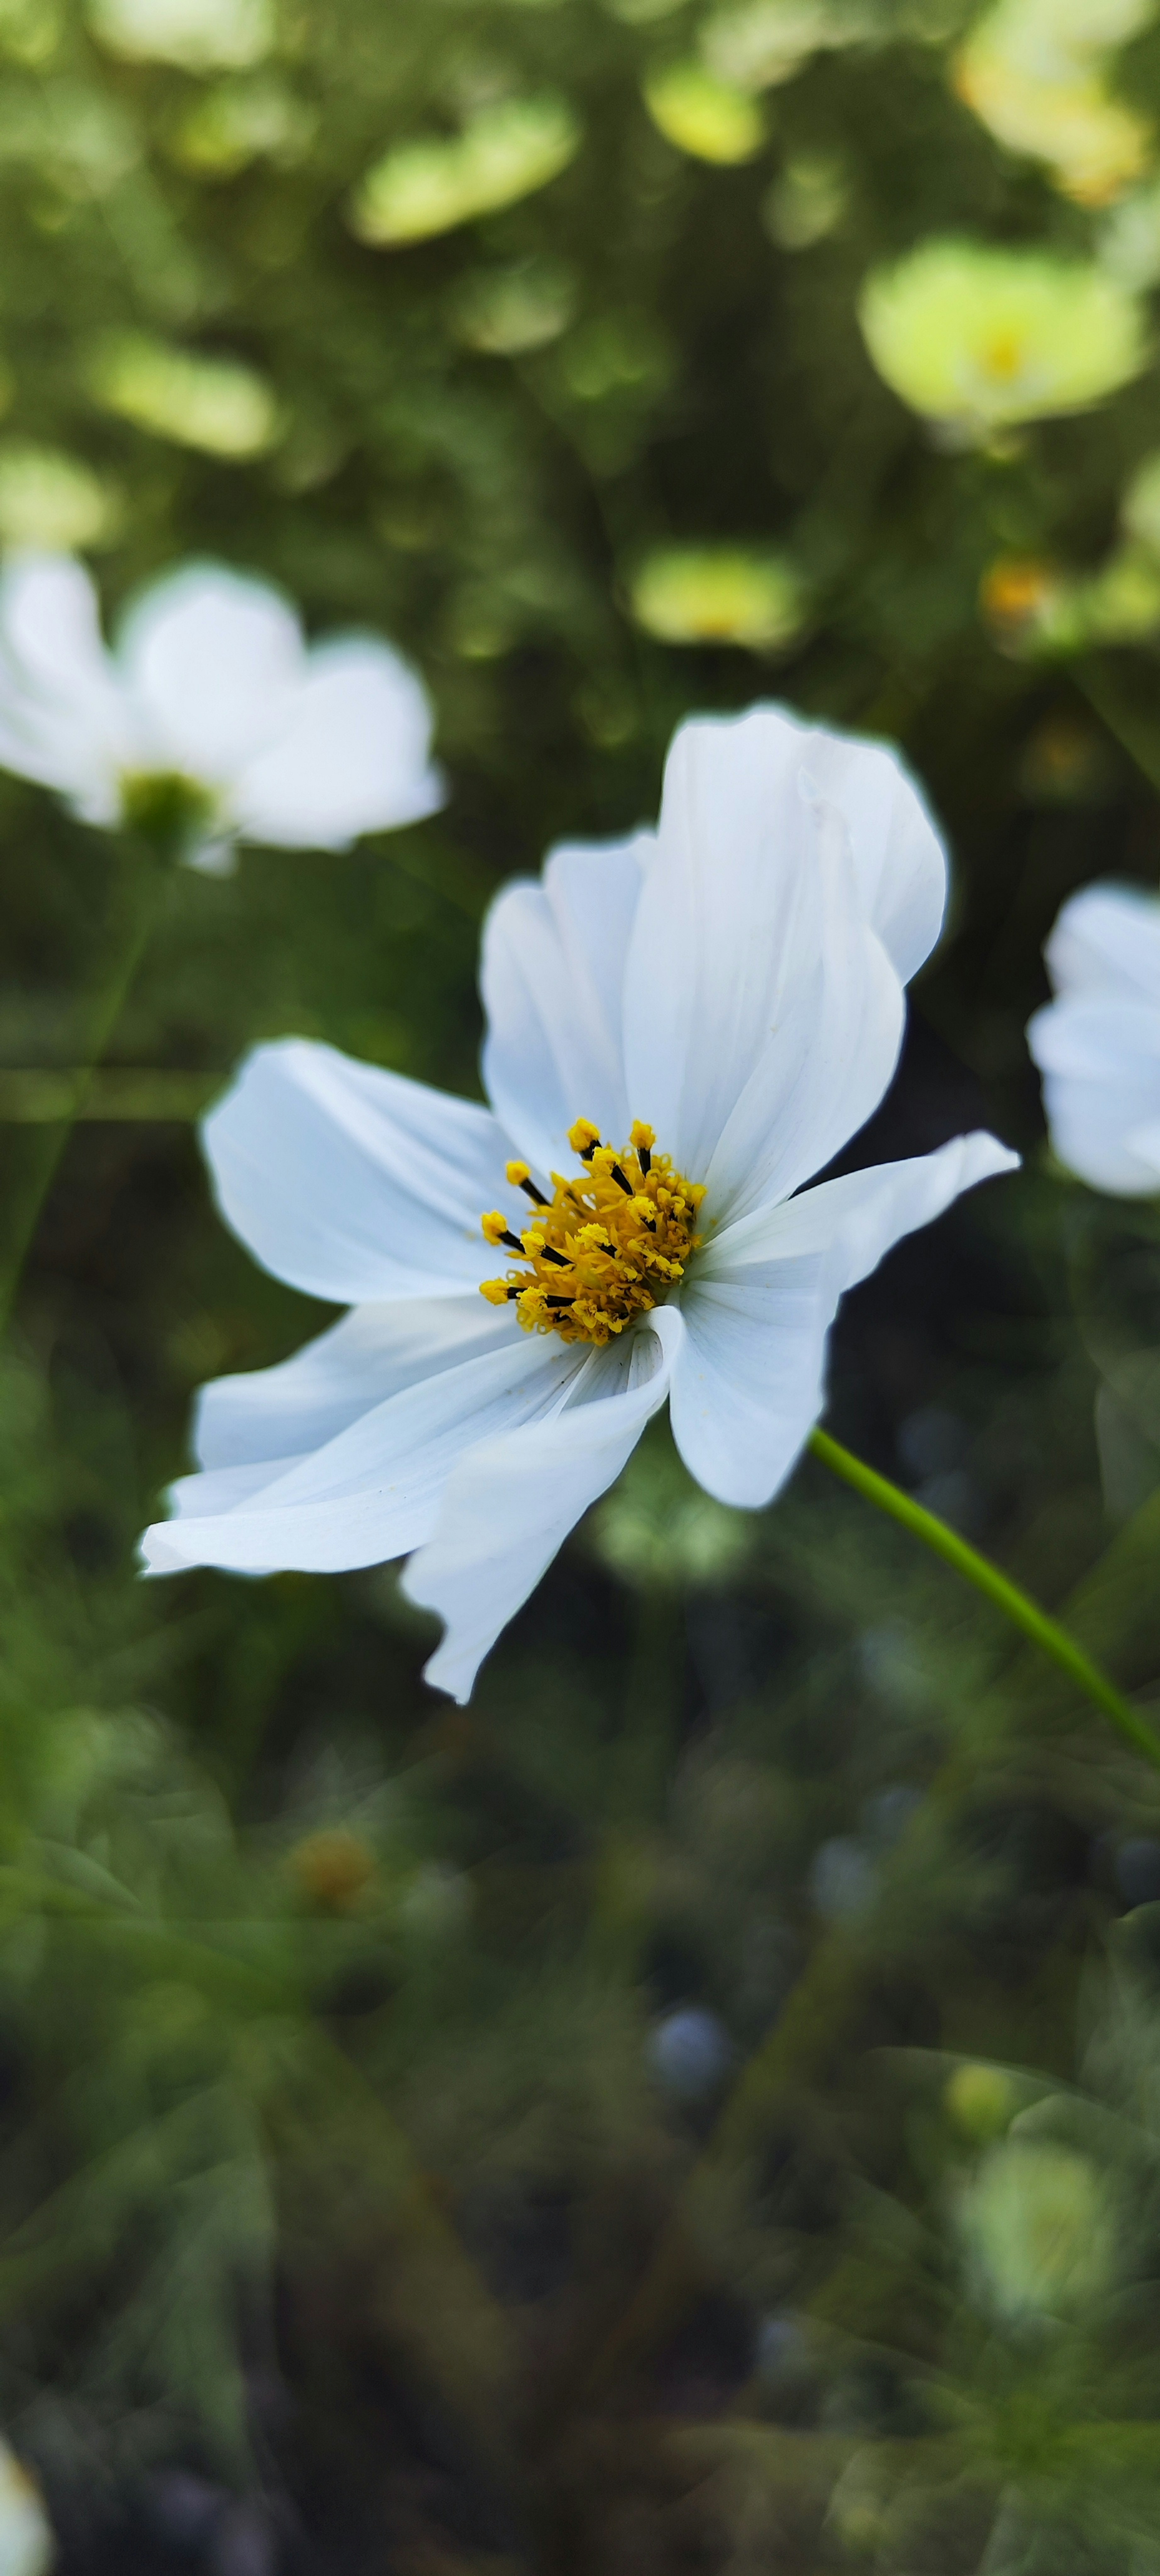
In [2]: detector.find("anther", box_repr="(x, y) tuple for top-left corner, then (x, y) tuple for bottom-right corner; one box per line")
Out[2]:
(500, 1229), (524, 1254)
(568, 1117), (602, 1162)
(610, 1162), (633, 1195)
(538, 1243), (570, 1268)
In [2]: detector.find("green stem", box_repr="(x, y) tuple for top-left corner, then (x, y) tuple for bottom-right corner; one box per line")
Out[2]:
(0, 851), (168, 1335)
(808, 1426), (1160, 1771)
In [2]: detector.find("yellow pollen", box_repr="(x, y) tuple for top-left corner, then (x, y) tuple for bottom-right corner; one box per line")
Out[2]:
(479, 1121), (705, 1348)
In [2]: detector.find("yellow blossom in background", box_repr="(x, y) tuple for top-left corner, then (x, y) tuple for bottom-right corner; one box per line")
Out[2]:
(859, 238), (1147, 438)
(983, 447), (1160, 655)
(350, 96), (580, 247)
(642, 61), (766, 162)
(979, 552), (1066, 648)
(89, 334), (282, 458)
(629, 543), (805, 645)
(0, 445), (118, 550)
(86, 0), (274, 69)
(954, 0), (1154, 203)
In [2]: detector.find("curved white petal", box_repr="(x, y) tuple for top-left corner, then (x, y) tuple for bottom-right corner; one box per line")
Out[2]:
(117, 562), (303, 782)
(232, 638), (443, 848)
(784, 712), (947, 983)
(194, 1293), (519, 1471)
(1042, 881), (1160, 1008)
(1029, 993), (1160, 1193)
(402, 1307), (680, 1702)
(480, 832), (650, 1180)
(203, 1039), (514, 1303)
(671, 1131), (1018, 1507)
(623, 712), (906, 1224)
(142, 1327), (577, 1577)
(0, 552), (135, 806)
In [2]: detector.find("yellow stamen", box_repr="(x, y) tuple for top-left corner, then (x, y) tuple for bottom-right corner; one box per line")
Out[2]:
(505, 1159), (531, 1186)
(479, 1123), (705, 1348)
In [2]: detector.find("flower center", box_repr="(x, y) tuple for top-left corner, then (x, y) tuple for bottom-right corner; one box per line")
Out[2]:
(479, 1119), (705, 1348)
(118, 769), (219, 854)
(980, 326), (1025, 384)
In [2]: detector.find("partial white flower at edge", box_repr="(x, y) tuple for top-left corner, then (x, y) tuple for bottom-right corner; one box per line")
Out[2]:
(0, 553), (443, 871)
(1028, 880), (1160, 1191)
(0, 2440), (53, 2576)
(140, 705), (1019, 1700)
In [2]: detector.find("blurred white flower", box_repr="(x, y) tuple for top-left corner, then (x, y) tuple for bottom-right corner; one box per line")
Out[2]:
(87, 0), (274, 70)
(859, 238), (1146, 440)
(958, 2136), (1116, 2318)
(954, 0), (1153, 206)
(0, 554), (443, 869)
(141, 705), (1016, 1699)
(1029, 882), (1160, 1192)
(0, 2442), (52, 2576)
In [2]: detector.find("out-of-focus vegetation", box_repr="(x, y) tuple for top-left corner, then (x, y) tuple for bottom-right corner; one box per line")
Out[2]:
(3, 0), (1160, 2567)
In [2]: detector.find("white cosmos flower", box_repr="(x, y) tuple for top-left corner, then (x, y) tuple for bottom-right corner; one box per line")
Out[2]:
(140, 705), (1018, 1700)
(0, 553), (443, 870)
(1028, 880), (1160, 1192)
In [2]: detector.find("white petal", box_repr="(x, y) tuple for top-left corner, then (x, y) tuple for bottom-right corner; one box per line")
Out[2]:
(194, 1293), (518, 1470)
(402, 1308), (680, 1702)
(1042, 881), (1160, 1007)
(0, 552), (135, 804)
(203, 1039), (514, 1302)
(480, 831), (650, 1180)
(232, 637), (443, 848)
(623, 712), (905, 1222)
(142, 1328), (577, 1577)
(117, 562), (303, 782)
(671, 1132), (1018, 1507)
(782, 710), (947, 982)
(1029, 993), (1160, 1193)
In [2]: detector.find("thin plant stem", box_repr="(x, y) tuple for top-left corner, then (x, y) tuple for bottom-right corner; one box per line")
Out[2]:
(0, 851), (168, 1335)
(808, 1426), (1160, 1772)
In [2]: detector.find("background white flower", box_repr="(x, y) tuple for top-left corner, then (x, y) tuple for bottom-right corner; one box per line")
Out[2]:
(0, 2440), (53, 2576)
(140, 705), (1017, 1699)
(0, 553), (443, 870)
(1028, 881), (1160, 1192)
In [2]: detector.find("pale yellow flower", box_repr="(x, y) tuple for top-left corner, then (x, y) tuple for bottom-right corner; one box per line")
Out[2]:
(350, 97), (580, 248)
(90, 334), (281, 458)
(630, 545), (804, 646)
(642, 61), (766, 162)
(859, 237), (1147, 437)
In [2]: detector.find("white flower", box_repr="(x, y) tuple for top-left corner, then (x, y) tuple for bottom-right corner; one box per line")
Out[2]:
(1029, 881), (1160, 1192)
(140, 705), (1018, 1700)
(0, 2441), (52, 2576)
(0, 553), (443, 870)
